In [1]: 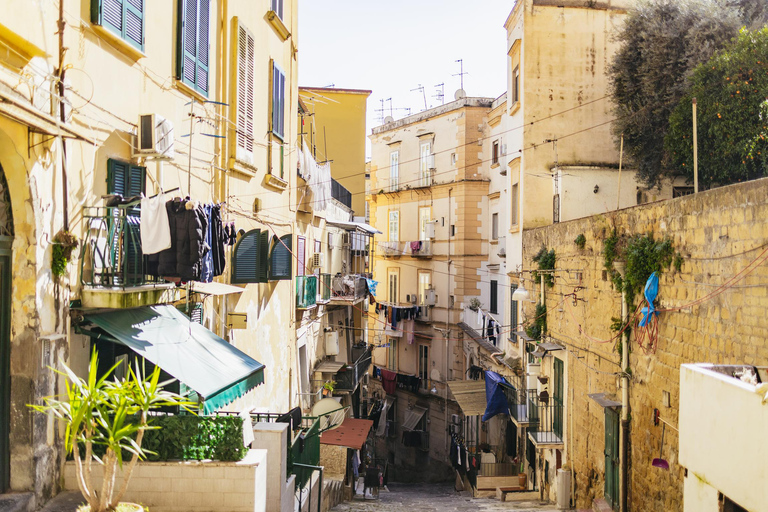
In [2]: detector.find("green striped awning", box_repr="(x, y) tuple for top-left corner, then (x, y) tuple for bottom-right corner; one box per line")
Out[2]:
(83, 305), (265, 414)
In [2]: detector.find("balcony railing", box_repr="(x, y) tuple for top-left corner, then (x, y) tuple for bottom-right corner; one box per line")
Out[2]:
(407, 240), (432, 257)
(80, 206), (164, 289)
(296, 275), (318, 309)
(330, 274), (367, 304)
(331, 178), (352, 209)
(503, 385), (538, 425)
(415, 305), (431, 323)
(527, 394), (564, 445)
(380, 241), (402, 257)
(335, 347), (372, 392)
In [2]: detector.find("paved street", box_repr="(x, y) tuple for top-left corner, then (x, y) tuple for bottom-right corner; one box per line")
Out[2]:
(331, 483), (570, 511)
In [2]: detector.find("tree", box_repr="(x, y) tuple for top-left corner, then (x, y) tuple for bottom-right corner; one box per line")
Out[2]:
(31, 351), (194, 512)
(608, 0), (746, 186)
(666, 28), (768, 187)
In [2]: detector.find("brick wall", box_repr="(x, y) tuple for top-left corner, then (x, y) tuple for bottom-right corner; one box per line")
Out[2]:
(522, 178), (768, 511)
(63, 449), (267, 512)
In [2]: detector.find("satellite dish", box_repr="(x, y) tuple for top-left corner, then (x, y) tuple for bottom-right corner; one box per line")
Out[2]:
(311, 397), (347, 431)
(383, 116), (395, 124)
(454, 89), (466, 100)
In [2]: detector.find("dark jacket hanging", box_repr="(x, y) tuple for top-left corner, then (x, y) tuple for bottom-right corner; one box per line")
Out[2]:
(210, 204), (226, 276)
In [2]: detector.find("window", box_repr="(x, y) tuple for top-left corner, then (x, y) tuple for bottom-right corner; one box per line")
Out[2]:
(107, 158), (145, 197)
(296, 236), (306, 276)
(419, 207), (431, 241)
(231, 229), (270, 284)
(450, 225), (456, 237)
(91, 0), (145, 52)
(511, 183), (519, 227)
(418, 271), (431, 306)
(419, 142), (431, 187)
(270, 0), (284, 19)
(235, 23), (255, 163)
(512, 66), (520, 104)
(389, 210), (399, 242)
(492, 213), (499, 240)
(271, 62), (286, 140)
(177, 0), (210, 96)
(510, 285), (519, 339)
(389, 151), (399, 191)
(418, 345), (429, 389)
(388, 269), (399, 303)
(490, 280), (498, 314)
(492, 141), (500, 165)
(451, 153), (457, 165)
(388, 338), (398, 371)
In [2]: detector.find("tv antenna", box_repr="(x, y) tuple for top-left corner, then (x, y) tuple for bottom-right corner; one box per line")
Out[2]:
(433, 83), (445, 105)
(411, 84), (428, 111)
(453, 59), (469, 91)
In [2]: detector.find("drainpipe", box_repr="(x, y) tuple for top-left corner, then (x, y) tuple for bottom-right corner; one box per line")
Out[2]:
(293, 463), (324, 512)
(615, 261), (628, 512)
(445, 187), (453, 456)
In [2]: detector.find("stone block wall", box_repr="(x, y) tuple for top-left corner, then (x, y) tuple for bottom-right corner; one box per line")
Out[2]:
(522, 177), (768, 511)
(63, 450), (267, 512)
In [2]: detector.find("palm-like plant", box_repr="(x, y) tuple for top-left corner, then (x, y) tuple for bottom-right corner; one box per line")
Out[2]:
(31, 350), (195, 512)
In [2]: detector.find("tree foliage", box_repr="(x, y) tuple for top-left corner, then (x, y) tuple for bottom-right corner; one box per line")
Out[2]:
(608, 0), (753, 186)
(666, 28), (768, 187)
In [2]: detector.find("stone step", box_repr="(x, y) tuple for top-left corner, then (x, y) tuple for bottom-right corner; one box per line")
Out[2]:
(593, 498), (614, 512)
(0, 492), (34, 512)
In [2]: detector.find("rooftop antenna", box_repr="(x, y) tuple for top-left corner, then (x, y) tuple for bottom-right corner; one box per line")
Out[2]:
(434, 83), (445, 105)
(453, 59), (468, 92)
(386, 98), (393, 118)
(411, 84), (427, 111)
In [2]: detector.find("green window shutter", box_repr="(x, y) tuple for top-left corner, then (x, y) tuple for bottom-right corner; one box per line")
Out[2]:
(107, 158), (128, 195)
(91, 0), (144, 52)
(272, 63), (285, 139)
(177, 0), (210, 96)
(257, 230), (270, 283)
(269, 234), (292, 281)
(128, 164), (146, 197)
(231, 229), (261, 284)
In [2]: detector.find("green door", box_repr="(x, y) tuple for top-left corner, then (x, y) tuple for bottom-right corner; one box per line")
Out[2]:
(604, 408), (620, 510)
(553, 358), (563, 439)
(0, 242), (10, 493)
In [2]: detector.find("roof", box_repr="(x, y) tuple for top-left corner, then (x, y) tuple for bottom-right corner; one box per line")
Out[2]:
(190, 281), (245, 296)
(315, 361), (346, 373)
(326, 220), (382, 234)
(299, 86), (373, 96)
(371, 97), (495, 135)
(82, 305), (265, 414)
(448, 380), (487, 416)
(320, 418), (373, 450)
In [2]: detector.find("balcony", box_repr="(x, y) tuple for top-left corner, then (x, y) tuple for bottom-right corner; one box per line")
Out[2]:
(80, 206), (179, 308)
(334, 346), (372, 392)
(318, 273), (331, 303)
(331, 178), (352, 209)
(380, 241), (402, 257)
(526, 393), (564, 447)
(415, 305), (432, 323)
(458, 304), (500, 353)
(503, 385), (537, 427)
(296, 275), (318, 309)
(329, 274), (368, 305)
(407, 240), (432, 258)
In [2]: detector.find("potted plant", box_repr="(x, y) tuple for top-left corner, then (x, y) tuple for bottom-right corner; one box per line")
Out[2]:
(31, 350), (193, 512)
(51, 229), (79, 278)
(322, 380), (336, 396)
(468, 297), (482, 312)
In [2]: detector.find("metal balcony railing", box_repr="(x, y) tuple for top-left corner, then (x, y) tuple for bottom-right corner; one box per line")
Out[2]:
(380, 241), (402, 257)
(335, 347), (372, 392)
(80, 206), (164, 288)
(415, 305), (431, 323)
(527, 393), (564, 445)
(406, 240), (432, 257)
(331, 274), (367, 303)
(331, 178), (352, 209)
(296, 275), (318, 309)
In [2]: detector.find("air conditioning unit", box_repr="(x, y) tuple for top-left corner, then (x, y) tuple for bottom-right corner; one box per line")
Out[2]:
(311, 253), (324, 268)
(427, 154), (436, 170)
(425, 222), (435, 240)
(406, 294), (417, 304)
(133, 114), (174, 158)
(425, 287), (436, 306)
(325, 331), (339, 356)
(451, 414), (460, 425)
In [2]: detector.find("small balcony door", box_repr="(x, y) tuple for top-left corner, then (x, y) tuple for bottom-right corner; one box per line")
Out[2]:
(604, 408), (620, 510)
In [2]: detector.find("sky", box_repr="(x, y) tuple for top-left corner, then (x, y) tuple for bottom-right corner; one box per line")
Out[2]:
(298, 0), (515, 155)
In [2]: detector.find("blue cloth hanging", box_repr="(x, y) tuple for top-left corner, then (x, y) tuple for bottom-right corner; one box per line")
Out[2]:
(482, 371), (510, 422)
(365, 278), (378, 297)
(639, 271), (659, 327)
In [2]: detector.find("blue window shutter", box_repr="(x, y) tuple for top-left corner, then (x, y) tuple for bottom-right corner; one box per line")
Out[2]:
(92, 0), (143, 52)
(177, 0), (209, 96)
(258, 230), (270, 283)
(92, 0), (124, 38)
(196, 0), (210, 94)
(124, 0), (144, 51)
(232, 229), (261, 284)
(269, 234), (292, 281)
(107, 159), (128, 196)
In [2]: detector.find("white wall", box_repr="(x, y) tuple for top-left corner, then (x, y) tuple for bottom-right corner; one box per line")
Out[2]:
(679, 364), (768, 512)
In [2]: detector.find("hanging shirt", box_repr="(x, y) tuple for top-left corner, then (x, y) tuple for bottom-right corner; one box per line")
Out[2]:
(200, 204), (214, 283)
(140, 193), (172, 255)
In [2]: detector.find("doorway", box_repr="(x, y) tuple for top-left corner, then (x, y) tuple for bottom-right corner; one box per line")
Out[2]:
(604, 408), (620, 510)
(0, 164), (13, 493)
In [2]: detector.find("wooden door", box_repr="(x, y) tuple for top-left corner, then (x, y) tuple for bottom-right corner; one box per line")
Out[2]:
(604, 408), (620, 510)
(0, 244), (10, 492)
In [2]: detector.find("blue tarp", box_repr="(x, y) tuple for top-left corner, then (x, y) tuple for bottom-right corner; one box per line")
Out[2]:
(639, 271), (659, 327)
(482, 371), (511, 421)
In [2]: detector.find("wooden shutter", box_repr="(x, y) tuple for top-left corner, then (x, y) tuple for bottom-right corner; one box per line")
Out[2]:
(272, 63), (285, 139)
(490, 280), (498, 314)
(177, 0), (209, 95)
(231, 229), (261, 284)
(296, 236), (305, 276)
(91, 0), (144, 51)
(257, 230), (269, 283)
(128, 164), (146, 197)
(236, 23), (255, 157)
(107, 159), (129, 195)
(269, 234), (292, 281)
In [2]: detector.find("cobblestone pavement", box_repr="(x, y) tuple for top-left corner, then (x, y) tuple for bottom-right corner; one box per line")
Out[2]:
(331, 482), (570, 511)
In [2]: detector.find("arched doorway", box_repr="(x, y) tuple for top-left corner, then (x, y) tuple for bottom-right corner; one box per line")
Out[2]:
(0, 164), (13, 493)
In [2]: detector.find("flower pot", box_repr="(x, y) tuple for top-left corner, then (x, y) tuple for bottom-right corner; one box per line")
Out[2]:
(77, 503), (144, 512)
(518, 472), (527, 489)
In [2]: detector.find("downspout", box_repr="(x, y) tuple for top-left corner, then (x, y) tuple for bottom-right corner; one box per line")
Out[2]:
(445, 187), (453, 456)
(56, 0), (68, 231)
(293, 463), (324, 512)
(616, 262), (628, 512)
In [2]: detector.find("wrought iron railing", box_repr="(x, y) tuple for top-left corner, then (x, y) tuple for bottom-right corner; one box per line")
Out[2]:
(331, 274), (367, 302)
(335, 347), (372, 392)
(527, 394), (564, 444)
(296, 275), (318, 309)
(406, 240), (432, 257)
(80, 206), (163, 288)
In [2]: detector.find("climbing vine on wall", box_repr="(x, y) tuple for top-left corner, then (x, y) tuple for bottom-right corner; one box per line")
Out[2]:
(532, 246), (556, 287)
(525, 302), (547, 341)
